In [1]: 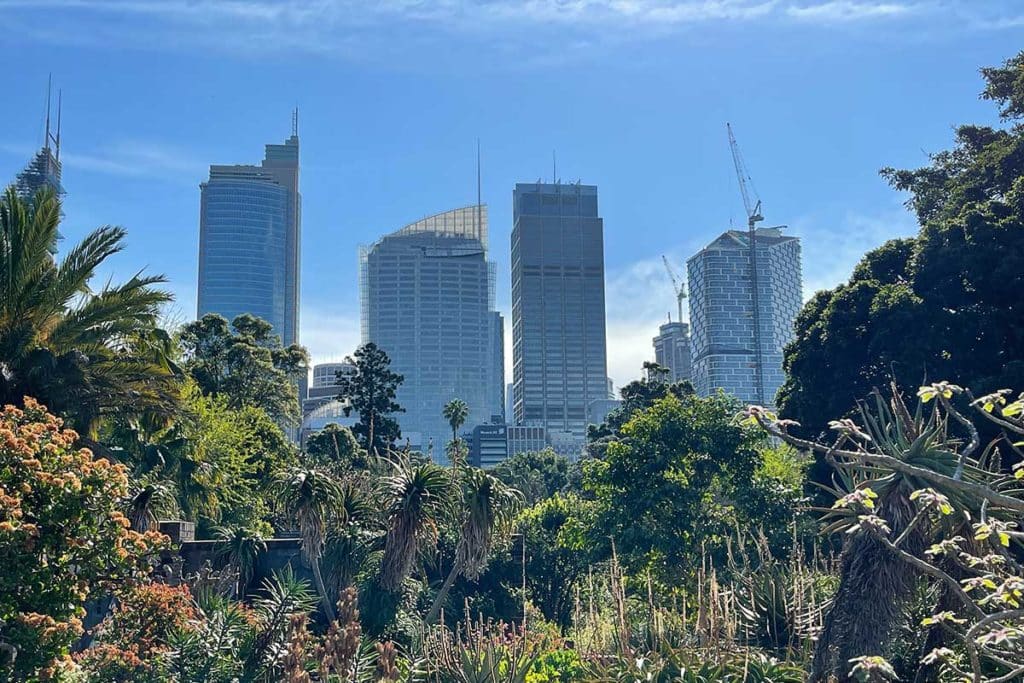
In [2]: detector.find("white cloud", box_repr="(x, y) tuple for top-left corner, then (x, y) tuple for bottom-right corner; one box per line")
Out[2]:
(1, 140), (203, 182)
(300, 306), (362, 366)
(790, 205), (919, 297)
(786, 0), (915, 22)
(0, 0), (981, 63)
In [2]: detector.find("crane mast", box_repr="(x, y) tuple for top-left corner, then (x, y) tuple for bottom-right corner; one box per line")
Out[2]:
(727, 123), (766, 405)
(661, 255), (687, 324)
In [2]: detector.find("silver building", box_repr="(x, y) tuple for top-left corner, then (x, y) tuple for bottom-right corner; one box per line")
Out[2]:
(687, 228), (802, 406)
(511, 182), (609, 457)
(653, 321), (692, 383)
(301, 362), (358, 443)
(360, 205), (504, 461)
(197, 120), (301, 345)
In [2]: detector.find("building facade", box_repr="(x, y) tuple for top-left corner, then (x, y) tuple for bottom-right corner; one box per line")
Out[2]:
(300, 362), (357, 444)
(687, 228), (802, 406)
(197, 127), (301, 345)
(653, 321), (692, 383)
(469, 424), (509, 469)
(510, 182), (608, 457)
(361, 205), (503, 461)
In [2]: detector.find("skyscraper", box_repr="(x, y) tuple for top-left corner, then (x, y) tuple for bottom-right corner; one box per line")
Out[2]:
(361, 205), (503, 460)
(687, 227), (802, 406)
(197, 118), (301, 345)
(511, 182), (608, 456)
(653, 321), (691, 383)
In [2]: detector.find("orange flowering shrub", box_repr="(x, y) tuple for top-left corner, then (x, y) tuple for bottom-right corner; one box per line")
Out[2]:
(97, 583), (196, 657)
(0, 399), (169, 679)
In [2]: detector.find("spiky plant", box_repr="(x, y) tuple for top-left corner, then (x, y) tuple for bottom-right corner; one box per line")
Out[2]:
(272, 466), (344, 620)
(379, 457), (454, 591)
(213, 525), (267, 598)
(425, 467), (523, 623)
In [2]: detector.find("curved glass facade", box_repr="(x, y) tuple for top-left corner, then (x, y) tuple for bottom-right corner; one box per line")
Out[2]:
(360, 205), (504, 461)
(197, 133), (300, 344)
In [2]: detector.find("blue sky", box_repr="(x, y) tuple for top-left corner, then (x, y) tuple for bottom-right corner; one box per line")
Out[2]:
(1, 0), (1021, 388)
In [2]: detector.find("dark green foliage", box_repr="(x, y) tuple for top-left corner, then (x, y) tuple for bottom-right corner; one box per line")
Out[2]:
(779, 52), (1024, 452)
(304, 422), (366, 472)
(178, 313), (309, 425)
(492, 449), (570, 506)
(335, 343), (404, 454)
(583, 392), (797, 582)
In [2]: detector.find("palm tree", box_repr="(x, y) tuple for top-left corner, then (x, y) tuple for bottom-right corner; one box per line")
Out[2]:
(0, 187), (181, 436)
(425, 467), (522, 623)
(126, 479), (176, 532)
(213, 525), (268, 598)
(271, 466), (343, 620)
(379, 457), (455, 591)
(442, 398), (469, 446)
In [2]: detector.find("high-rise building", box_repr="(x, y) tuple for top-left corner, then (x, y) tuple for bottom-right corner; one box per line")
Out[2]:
(197, 119), (301, 345)
(687, 227), (802, 406)
(653, 321), (692, 383)
(511, 182), (608, 456)
(361, 205), (503, 460)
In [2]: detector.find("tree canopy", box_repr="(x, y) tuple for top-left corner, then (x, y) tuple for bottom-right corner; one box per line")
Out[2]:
(178, 313), (309, 425)
(778, 53), (1024, 447)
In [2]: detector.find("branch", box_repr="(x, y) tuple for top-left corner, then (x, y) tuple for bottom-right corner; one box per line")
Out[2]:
(757, 417), (1024, 515)
(938, 394), (980, 481)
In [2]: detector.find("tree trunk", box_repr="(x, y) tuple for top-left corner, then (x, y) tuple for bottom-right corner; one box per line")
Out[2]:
(810, 495), (922, 682)
(425, 557), (463, 624)
(311, 557), (337, 622)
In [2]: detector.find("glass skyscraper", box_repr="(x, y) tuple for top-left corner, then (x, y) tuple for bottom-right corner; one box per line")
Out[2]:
(510, 182), (608, 456)
(360, 205), (504, 461)
(197, 127), (301, 345)
(687, 228), (802, 406)
(653, 321), (691, 383)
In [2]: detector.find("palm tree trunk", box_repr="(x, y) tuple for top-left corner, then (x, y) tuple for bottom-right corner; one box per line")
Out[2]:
(310, 557), (337, 622)
(425, 556), (464, 624)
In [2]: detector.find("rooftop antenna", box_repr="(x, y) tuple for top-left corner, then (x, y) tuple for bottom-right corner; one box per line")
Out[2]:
(292, 107), (298, 137)
(476, 138), (482, 242)
(44, 74), (52, 152)
(552, 150), (557, 184)
(54, 89), (62, 162)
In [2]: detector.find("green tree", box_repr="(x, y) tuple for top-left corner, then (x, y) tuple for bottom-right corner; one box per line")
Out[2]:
(271, 466), (344, 621)
(779, 52), (1024, 448)
(0, 398), (168, 678)
(583, 392), (791, 581)
(425, 467), (522, 623)
(0, 187), (181, 437)
(335, 343), (404, 454)
(304, 422), (365, 472)
(178, 313), (309, 425)
(442, 398), (469, 445)
(492, 449), (570, 506)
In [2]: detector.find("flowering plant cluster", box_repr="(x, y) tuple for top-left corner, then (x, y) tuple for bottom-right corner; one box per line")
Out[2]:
(0, 399), (168, 679)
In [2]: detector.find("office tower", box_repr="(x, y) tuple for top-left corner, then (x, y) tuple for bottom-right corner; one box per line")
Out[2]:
(488, 312), (505, 422)
(197, 117), (301, 345)
(361, 205), (502, 460)
(469, 424), (508, 469)
(653, 321), (692, 382)
(687, 227), (802, 406)
(511, 182), (608, 456)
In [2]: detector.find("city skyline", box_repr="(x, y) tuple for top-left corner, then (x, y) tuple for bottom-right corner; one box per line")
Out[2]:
(2, 1), (1020, 388)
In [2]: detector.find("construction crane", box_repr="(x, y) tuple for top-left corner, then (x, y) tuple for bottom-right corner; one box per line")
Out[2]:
(727, 123), (766, 405)
(661, 255), (687, 324)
